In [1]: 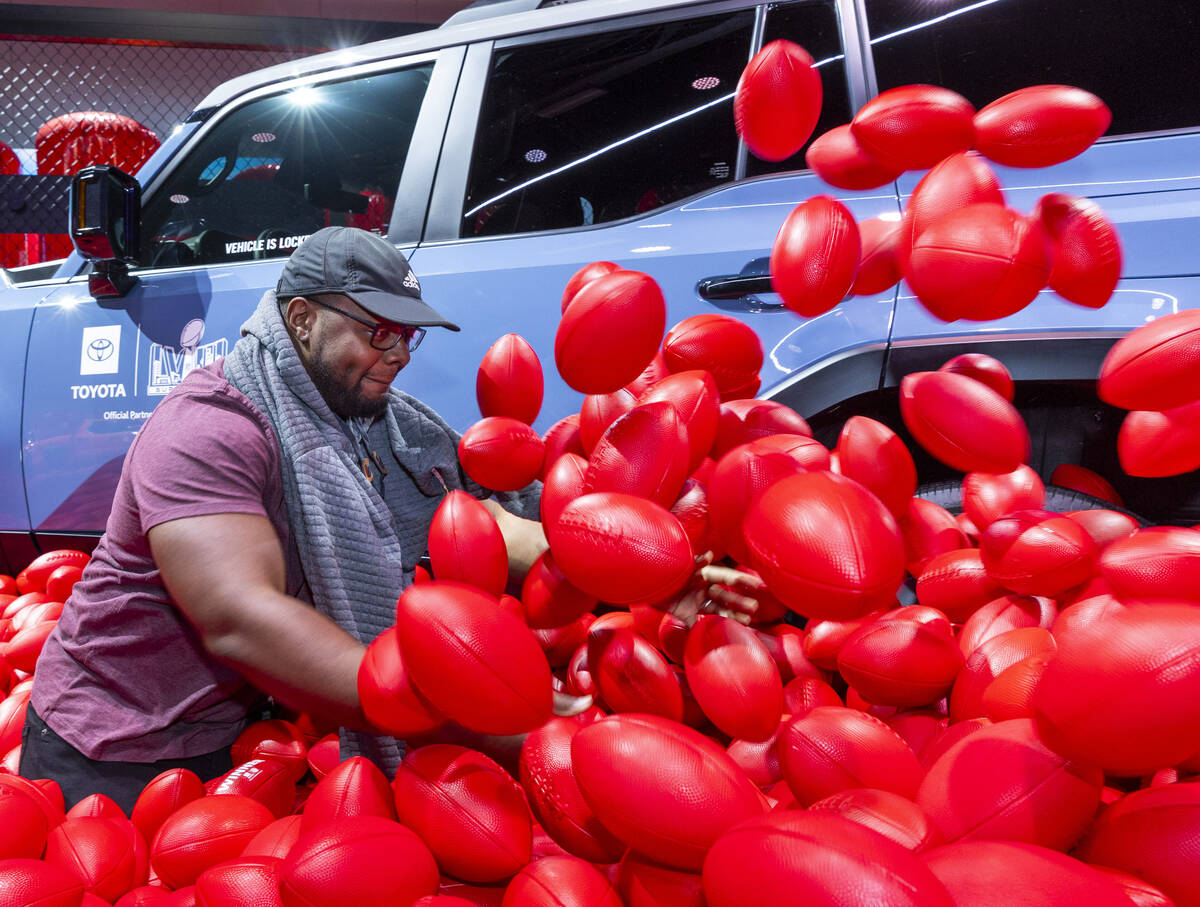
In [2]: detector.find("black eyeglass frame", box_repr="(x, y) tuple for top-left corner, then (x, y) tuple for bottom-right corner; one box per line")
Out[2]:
(306, 296), (426, 352)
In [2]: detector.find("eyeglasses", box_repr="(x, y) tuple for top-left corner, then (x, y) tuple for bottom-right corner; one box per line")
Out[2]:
(307, 297), (425, 352)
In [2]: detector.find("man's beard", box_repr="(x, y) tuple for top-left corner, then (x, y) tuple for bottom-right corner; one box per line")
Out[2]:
(306, 353), (389, 419)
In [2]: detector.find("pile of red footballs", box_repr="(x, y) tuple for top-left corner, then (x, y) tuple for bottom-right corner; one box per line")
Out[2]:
(1, 55), (1198, 907)
(736, 39), (1121, 321)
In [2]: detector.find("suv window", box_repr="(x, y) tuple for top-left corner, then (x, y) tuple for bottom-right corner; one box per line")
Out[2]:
(461, 9), (757, 238)
(139, 64), (433, 269)
(865, 0), (1200, 136)
(746, 0), (851, 179)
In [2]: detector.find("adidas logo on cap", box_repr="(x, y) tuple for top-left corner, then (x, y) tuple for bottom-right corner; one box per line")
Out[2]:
(403, 271), (421, 293)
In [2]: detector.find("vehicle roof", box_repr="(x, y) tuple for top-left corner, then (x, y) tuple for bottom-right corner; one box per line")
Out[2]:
(195, 0), (722, 112)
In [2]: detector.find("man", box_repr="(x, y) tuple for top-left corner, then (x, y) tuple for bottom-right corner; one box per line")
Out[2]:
(22, 227), (548, 810)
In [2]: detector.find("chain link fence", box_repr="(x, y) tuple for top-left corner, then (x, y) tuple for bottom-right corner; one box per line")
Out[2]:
(0, 34), (320, 268)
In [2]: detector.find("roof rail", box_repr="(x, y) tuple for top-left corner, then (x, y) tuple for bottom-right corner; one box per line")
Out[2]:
(441, 0), (587, 28)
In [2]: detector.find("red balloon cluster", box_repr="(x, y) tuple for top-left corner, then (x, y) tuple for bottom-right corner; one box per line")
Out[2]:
(771, 80), (1120, 321)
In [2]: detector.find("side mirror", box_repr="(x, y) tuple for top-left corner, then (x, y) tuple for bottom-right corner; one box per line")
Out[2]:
(70, 166), (141, 298)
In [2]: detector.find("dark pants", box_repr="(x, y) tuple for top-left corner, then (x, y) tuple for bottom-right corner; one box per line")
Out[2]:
(19, 703), (232, 815)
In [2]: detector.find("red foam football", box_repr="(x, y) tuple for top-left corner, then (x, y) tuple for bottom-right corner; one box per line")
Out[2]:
(539, 452), (587, 533)
(713, 399), (811, 458)
(755, 623), (821, 683)
(734, 39), (822, 161)
(0, 859), (85, 907)
(1035, 192), (1122, 308)
(744, 471), (905, 620)
(520, 550), (596, 630)
(834, 416), (916, 518)
(1032, 603), (1200, 775)
(394, 581), (551, 735)
(502, 855), (622, 907)
(974, 85), (1111, 168)
(540, 413), (584, 479)
(938, 352), (1014, 401)
(922, 840), (1138, 907)
(1050, 464), (1122, 506)
(616, 853), (705, 907)
(476, 333), (543, 425)
(130, 769), (205, 847)
(1062, 510), (1137, 552)
(392, 744), (532, 884)
(669, 478), (713, 559)
(578, 388), (638, 457)
(979, 511), (1098, 596)
(548, 492), (693, 605)
(898, 151), (1003, 273)
(782, 676), (843, 716)
(428, 490), (508, 597)
(851, 84), (975, 172)
(1098, 307), (1200, 411)
(899, 497), (970, 577)
(683, 616), (782, 741)
(805, 123), (902, 190)
(571, 713), (764, 871)
(900, 370), (1030, 474)
(43, 566), (83, 605)
(1098, 526), (1200, 602)
(555, 270), (666, 394)
(907, 203), (1051, 321)
(962, 466), (1045, 530)
(958, 593), (1055, 658)
(1076, 783), (1200, 907)
(981, 653), (1052, 721)
(917, 718), (1102, 851)
(561, 261), (622, 313)
(518, 718), (624, 864)
(915, 549), (1006, 623)
(662, 315), (763, 397)
(636, 371), (721, 473)
(195, 856), (282, 907)
(808, 788), (939, 852)
(301, 755), (396, 830)
(0, 690), (29, 754)
(703, 811), (953, 907)
(151, 796), (274, 890)
(778, 706), (922, 805)
(706, 440), (806, 566)
(280, 816), (438, 906)
(531, 612), (592, 668)
(211, 759), (295, 821)
(837, 615), (963, 708)
(1118, 399), (1200, 477)
(4, 620), (56, 673)
(231, 720), (308, 782)
(589, 626), (683, 722)
(583, 401), (690, 508)
(770, 195), (860, 317)
(242, 815), (303, 861)
(458, 417), (544, 492)
(850, 216), (902, 296)
(20, 549), (90, 595)
(44, 816), (140, 903)
(358, 626), (444, 738)
(0, 785), (50, 860)
(305, 736), (340, 781)
(950, 626), (1056, 723)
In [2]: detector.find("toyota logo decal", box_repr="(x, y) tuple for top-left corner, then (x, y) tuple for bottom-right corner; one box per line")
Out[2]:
(87, 338), (115, 361)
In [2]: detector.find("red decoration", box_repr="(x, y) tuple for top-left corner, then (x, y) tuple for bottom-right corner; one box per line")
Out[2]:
(907, 203), (1051, 321)
(548, 492), (693, 605)
(974, 85), (1111, 168)
(770, 195), (860, 317)
(428, 490), (508, 597)
(734, 40), (822, 162)
(392, 744), (531, 884)
(476, 333), (543, 425)
(805, 124), (902, 190)
(458, 417), (544, 491)
(1035, 193), (1122, 308)
(900, 371), (1030, 474)
(555, 270), (666, 394)
(394, 581), (551, 735)
(851, 85), (975, 172)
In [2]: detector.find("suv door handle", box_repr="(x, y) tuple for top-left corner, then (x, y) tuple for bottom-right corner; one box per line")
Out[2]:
(696, 271), (783, 312)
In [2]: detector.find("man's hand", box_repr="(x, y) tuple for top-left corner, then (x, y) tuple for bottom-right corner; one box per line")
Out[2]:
(668, 552), (768, 628)
(481, 499), (548, 580)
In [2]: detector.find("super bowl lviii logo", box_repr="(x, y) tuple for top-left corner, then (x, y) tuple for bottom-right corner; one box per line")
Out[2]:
(80, 325), (121, 376)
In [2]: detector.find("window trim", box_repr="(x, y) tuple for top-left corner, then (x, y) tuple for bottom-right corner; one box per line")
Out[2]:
(133, 44), (462, 273)
(424, 0), (856, 244)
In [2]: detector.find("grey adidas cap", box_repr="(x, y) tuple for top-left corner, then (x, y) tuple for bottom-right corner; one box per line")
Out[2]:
(277, 226), (460, 331)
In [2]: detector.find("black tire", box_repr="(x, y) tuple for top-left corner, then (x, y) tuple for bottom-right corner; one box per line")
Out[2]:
(913, 481), (1153, 527)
